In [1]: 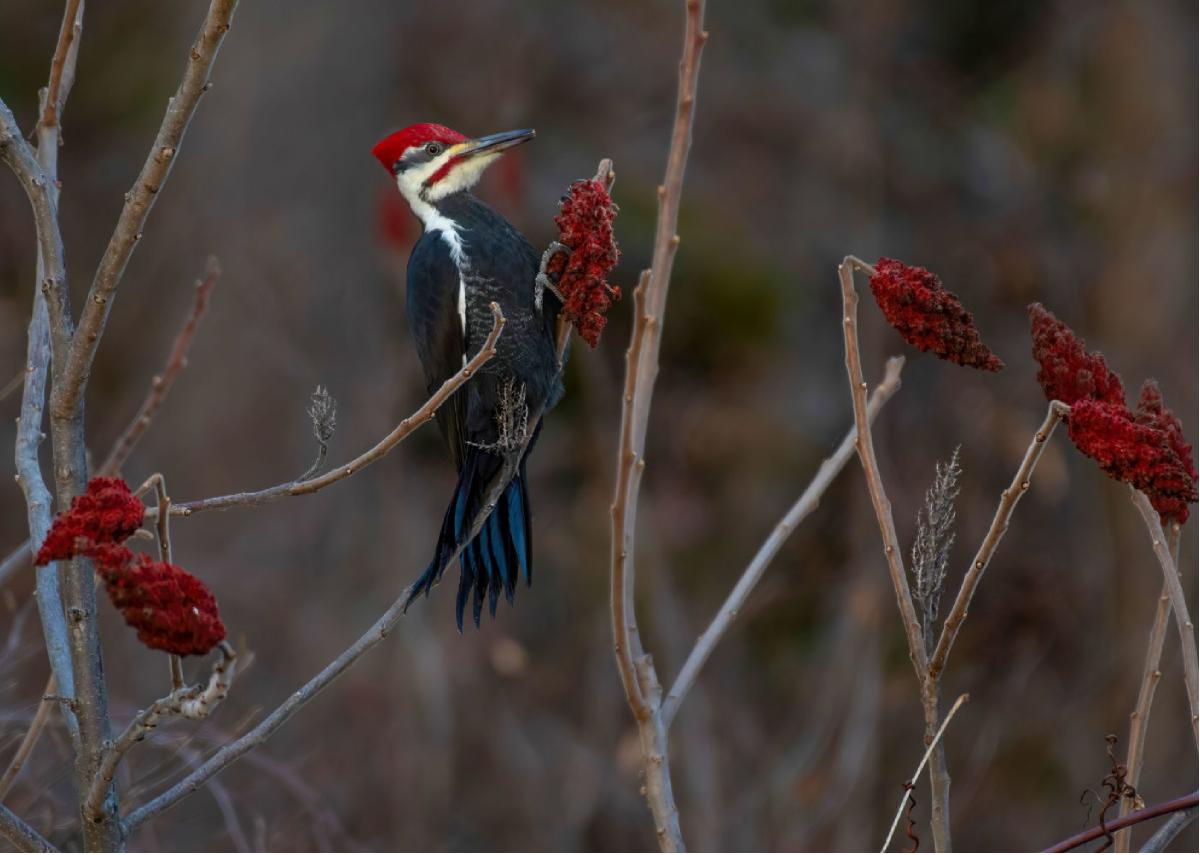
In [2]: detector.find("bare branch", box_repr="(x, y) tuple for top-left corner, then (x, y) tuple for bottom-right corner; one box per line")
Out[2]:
(0, 801), (57, 853)
(37, 0), (83, 131)
(662, 356), (905, 728)
(84, 643), (237, 824)
(927, 399), (1071, 682)
(607, 1), (708, 846)
(1115, 523), (1181, 852)
(99, 257), (220, 476)
(2, 0), (88, 745)
(53, 0), (240, 421)
(841, 255), (960, 850)
(1129, 491), (1199, 746)
(163, 303), (505, 516)
(838, 256), (928, 679)
(0, 101), (73, 363)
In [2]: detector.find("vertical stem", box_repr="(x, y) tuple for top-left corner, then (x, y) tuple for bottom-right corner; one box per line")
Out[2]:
(1129, 492), (1199, 747)
(840, 256), (960, 849)
(920, 682), (952, 852)
(609, 1), (707, 850)
(836, 258), (928, 680)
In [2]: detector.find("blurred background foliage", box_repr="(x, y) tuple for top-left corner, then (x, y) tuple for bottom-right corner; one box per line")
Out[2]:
(0, 0), (1195, 850)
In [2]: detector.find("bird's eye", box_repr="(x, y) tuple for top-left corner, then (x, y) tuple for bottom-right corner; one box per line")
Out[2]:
(425, 142), (443, 156)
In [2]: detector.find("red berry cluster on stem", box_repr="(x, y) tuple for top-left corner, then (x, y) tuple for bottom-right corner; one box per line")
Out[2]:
(34, 477), (145, 565)
(34, 477), (227, 655)
(1028, 303), (1125, 406)
(550, 178), (621, 347)
(1028, 306), (1197, 523)
(101, 556), (226, 656)
(868, 258), (1005, 371)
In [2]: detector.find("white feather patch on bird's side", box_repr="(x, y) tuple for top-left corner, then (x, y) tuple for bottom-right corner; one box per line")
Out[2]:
(457, 276), (468, 365)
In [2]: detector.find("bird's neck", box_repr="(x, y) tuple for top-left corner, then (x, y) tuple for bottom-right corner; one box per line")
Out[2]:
(412, 191), (473, 268)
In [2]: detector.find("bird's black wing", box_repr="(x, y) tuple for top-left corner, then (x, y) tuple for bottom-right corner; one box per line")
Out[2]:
(406, 231), (469, 470)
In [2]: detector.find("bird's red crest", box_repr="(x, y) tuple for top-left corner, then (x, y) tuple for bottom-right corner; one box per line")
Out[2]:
(372, 123), (468, 171)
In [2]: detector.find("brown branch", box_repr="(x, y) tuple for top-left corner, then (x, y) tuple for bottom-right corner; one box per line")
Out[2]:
(162, 303), (505, 517)
(0, 675), (57, 800)
(927, 399), (1071, 681)
(838, 256), (928, 679)
(661, 356), (906, 728)
(53, 0), (239, 422)
(1129, 491), (1199, 746)
(37, 0), (83, 131)
(1043, 791), (1199, 852)
(608, 1), (707, 849)
(99, 257), (220, 476)
(840, 256), (958, 849)
(1114, 523), (1182, 852)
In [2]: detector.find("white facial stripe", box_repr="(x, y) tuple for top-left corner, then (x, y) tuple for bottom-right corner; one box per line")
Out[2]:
(425, 151), (499, 201)
(393, 142), (492, 363)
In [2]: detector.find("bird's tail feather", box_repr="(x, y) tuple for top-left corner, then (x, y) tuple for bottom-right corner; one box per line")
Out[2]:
(405, 446), (534, 630)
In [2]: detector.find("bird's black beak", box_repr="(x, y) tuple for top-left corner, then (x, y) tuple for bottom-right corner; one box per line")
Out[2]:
(460, 128), (536, 158)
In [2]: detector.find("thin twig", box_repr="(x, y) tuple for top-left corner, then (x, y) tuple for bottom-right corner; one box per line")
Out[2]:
(838, 256), (927, 679)
(1043, 791), (1199, 852)
(99, 257), (220, 476)
(134, 474), (188, 691)
(52, 0), (239, 421)
(661, 356), (905, 728)
(608, 1), (707, 849)
(881, 694), (969, 852)
(162, 303), (505, 516)
(1129, 491), (1199, 746)
(0, 676), (56, 800)
(927, 399), (1071, 681)
(1115, 523), (1180, 853)
(840, 255), (954, 848)
(84, 643), (236, 824)
(37, 0), (83, 131)
(0, 800), (57, 853)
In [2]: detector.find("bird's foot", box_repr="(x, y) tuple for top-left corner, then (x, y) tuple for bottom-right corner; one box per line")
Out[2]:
(534, 273), (563, 313)
(535, 241), (571, 313)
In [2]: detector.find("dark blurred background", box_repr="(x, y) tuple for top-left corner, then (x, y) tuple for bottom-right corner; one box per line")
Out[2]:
(1, 0), (1196, 850)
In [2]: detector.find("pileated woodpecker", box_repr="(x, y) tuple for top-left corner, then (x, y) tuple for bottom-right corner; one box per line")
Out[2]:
(372, 123), (562, 629)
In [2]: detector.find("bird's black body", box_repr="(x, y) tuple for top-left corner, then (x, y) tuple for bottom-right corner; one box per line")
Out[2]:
(404, 191), (562, 628)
